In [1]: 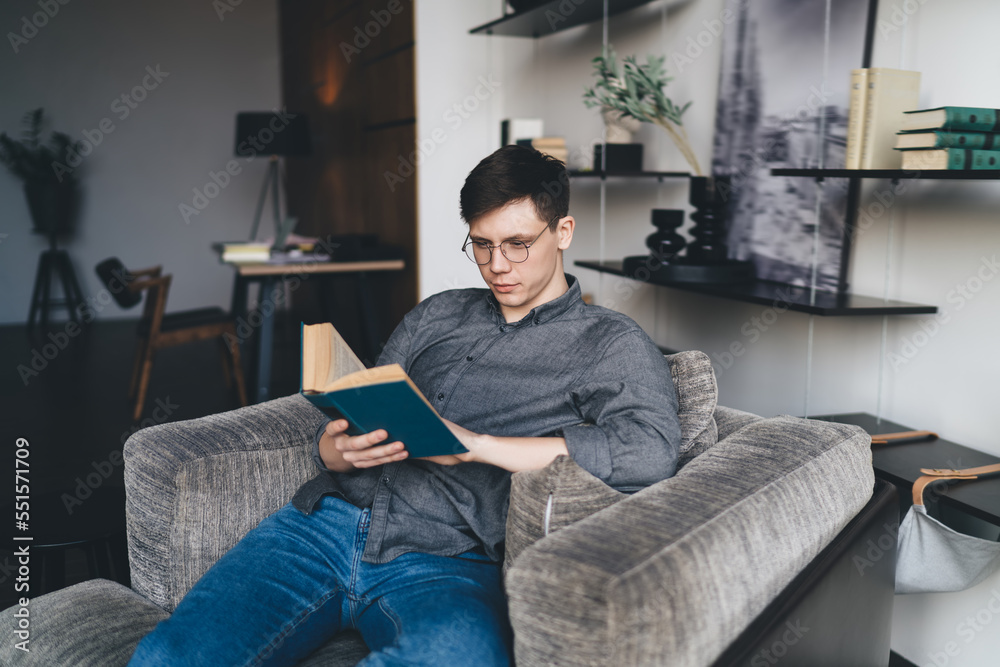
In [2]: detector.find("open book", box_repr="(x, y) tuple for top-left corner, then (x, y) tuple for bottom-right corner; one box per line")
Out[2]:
(300, 322), (468, 458)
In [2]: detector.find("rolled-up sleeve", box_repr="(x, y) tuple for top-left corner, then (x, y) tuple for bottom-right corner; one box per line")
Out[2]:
(561, 329), (680, 491)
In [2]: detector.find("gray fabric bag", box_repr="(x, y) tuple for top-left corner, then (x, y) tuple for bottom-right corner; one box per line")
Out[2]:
(896, 463), (1000, 594)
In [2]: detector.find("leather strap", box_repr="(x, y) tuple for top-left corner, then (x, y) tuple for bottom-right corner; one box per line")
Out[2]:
(911, 463), (1000, 506)
(870, 430), (938, 445)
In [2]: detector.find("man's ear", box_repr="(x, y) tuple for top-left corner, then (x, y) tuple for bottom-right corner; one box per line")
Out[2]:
(556, 216), (575, 250)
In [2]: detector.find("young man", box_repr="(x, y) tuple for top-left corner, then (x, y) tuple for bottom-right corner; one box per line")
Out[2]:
(129, 145), (680, 666)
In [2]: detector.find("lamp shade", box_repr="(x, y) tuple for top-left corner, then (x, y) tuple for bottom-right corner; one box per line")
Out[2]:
(234, 112), (311, 157)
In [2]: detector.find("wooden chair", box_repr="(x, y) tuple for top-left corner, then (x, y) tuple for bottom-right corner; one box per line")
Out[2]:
(95, 258), (248, 421)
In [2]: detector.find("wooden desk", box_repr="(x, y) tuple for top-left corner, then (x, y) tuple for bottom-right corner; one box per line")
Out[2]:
(815, 413), (1000, 528)
(222, 257), (405, 403)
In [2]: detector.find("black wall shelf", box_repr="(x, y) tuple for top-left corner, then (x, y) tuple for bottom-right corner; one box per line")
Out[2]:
(568, 170), (690, 180)
(470, 0), (656, 38)
(575, 260), (938, 316)
(772, 168), (1000, 180)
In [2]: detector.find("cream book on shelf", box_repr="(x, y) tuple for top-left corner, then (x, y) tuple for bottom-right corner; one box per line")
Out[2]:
(845, 69), (869, 169)
(859, 68), (921, 169)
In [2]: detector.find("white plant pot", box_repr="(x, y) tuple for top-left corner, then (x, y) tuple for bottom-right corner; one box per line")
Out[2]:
(603, 109), (642, 144)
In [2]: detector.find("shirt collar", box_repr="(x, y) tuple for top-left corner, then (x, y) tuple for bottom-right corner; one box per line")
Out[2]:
(485, 273), (583, 326)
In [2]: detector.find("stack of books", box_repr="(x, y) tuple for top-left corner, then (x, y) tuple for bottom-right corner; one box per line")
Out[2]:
(845, 68), (921, 169)
(516, 137), (568, 164)
(220, 242), (271, 263)
(893, 106), (1000, 170)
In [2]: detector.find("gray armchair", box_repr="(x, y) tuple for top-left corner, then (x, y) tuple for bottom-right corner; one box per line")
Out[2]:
(1, 352), (895, 666)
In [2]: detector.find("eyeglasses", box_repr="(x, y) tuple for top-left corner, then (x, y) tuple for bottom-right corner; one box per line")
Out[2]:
(461, 222), (553, 265)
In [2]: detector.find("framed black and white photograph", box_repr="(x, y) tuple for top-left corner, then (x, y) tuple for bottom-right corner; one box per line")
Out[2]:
(712, 0), (877, 291)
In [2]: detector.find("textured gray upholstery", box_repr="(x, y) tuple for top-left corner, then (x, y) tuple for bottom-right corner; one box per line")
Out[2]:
(0, 366), (875, 666)
(124, 394), (325, 612)
(505, 416), (874, 667)
(0, 579), (166, 666)
(504, 455), (626, 574)
(505, 350), (722, 573)
(665, 350), (719, 464)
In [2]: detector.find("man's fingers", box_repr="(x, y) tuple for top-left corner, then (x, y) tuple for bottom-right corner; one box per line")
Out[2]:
(331, 428), (388, 451)
(325, 419), (350, 436)
(345, 441), (407, 468)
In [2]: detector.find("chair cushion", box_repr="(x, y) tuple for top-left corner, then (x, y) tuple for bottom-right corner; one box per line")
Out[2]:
(0, 579), (167, 666)
(137, 307), (232, 335)
(664, 350), (719, 462)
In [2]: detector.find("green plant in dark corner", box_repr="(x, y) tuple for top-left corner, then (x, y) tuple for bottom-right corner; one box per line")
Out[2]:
(0, 108), (83, 234)
(583, 47), (702, 175)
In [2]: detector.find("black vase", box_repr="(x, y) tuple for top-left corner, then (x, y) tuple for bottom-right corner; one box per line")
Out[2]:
(24, 179), (78, 237)
(686, 175), (729, 263)
(644, 209), (687, 264)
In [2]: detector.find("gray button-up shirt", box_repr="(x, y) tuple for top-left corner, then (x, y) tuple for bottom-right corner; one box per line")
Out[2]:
(291, 274), (680, 564)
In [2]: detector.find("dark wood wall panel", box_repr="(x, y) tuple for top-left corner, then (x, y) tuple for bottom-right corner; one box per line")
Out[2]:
(280, 0), (417, 353)
(363, 49), (415, 128)
(360, 0), (412, 57)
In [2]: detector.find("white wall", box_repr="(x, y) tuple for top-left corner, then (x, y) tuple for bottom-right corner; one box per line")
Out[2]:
(416, 1), (1000, 665)
(0, 0), (281, 324)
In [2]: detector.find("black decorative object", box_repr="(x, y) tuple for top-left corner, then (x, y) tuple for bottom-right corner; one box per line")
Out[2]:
(644, 209), (686, 261)
(686, 175), (728, 263)
(622, 176), (754, 284)
(593, 143), (643, 172)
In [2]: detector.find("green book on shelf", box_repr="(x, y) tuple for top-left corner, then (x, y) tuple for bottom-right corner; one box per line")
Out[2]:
(901, 107), (1000, 133)
(895, 130), (1000, 150)
(900, 147), (1000, 171)
(300, 322), (468, 459)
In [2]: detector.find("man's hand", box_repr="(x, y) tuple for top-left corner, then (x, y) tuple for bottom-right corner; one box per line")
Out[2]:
(423, 419), (569, 473)
(418, 418), (482, 466)
(318, 419), (409, 472)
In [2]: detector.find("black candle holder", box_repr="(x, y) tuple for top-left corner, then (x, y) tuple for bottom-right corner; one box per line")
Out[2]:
(622, 175), (754, 284)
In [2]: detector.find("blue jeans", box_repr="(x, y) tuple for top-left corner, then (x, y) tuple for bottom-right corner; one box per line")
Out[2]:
(128, 496), (511, 666)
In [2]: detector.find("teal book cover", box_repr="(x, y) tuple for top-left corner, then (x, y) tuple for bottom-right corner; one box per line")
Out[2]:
(299, 322), (467, 459)
(946, 148), (1000, 170)
(902, 107), (1000, 133)
(894, 130), (1000, 150)
(302, 382), (468, 458)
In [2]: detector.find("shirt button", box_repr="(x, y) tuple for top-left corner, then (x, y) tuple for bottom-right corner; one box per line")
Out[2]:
(382, 476), (390, 485)
(437, 393), (445, 400)
(466, 355), (474, 361)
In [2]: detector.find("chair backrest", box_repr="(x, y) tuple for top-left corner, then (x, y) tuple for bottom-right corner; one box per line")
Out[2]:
(95, 258), (142, 309)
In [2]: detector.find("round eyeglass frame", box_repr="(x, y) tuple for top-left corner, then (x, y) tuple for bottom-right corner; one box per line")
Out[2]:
(461, 220), (555, 265)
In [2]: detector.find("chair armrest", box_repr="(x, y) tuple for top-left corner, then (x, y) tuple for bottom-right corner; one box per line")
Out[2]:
(127, 275), (171, 293)
(714, 405), (761, 441)
(124, 394), (327, 612)
(505, 416), (874, 667)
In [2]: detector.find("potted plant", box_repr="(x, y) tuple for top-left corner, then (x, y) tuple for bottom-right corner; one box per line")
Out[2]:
(583, 47), (702, 176)
(0, 108), (83, 237)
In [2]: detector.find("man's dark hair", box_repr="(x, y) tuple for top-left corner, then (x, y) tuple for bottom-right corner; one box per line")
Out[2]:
(460, 145), (569, 230)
